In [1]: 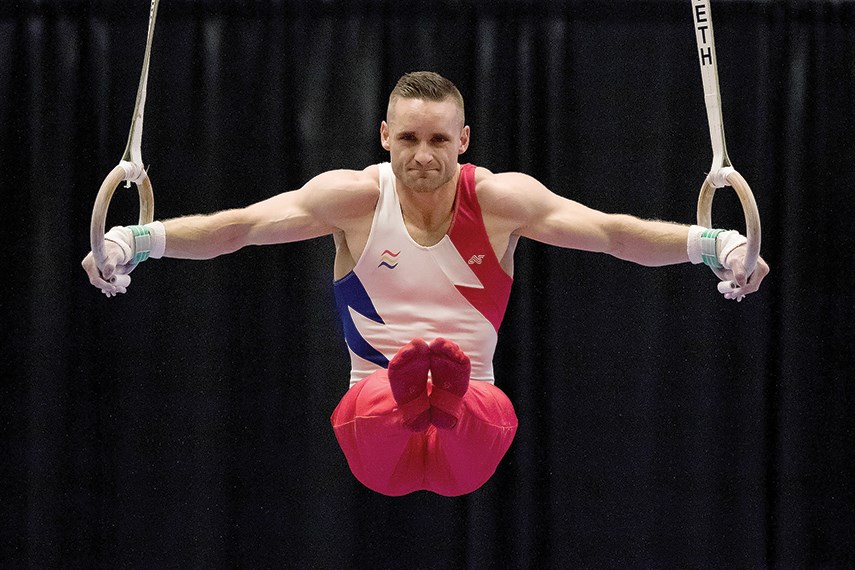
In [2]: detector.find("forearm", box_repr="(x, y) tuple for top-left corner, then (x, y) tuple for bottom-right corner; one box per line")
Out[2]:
(605, 215), (690, 267)
(162, 210), (252, 260)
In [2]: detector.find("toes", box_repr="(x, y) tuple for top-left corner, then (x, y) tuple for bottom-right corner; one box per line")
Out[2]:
(388, 338), (431, 405)
(428, 338), (470, 396)
(429, 337), (468, 365)
(391, 338), (430, 368)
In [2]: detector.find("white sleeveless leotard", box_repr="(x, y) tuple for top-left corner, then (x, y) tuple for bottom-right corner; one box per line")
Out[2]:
(333, 162), (517, 387)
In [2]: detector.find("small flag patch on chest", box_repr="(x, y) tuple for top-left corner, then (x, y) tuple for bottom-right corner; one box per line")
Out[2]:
(379, 249), (400, 269)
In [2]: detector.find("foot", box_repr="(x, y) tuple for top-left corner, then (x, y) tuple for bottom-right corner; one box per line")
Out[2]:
(388, 338), (431, 432)
(428, 338), (470, 429)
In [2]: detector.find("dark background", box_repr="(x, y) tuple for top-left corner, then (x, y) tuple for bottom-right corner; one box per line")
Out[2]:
(2, 0), (853, 567)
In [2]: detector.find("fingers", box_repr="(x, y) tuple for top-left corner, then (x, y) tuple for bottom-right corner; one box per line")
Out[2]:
(748, 257), (770, 289)
(718, 280), (746, 302)
(81, 245), (132, 297)
(739, 256), (769, 293)
(718, 256), (770, 302)
(82, 252), (109, 288)
(100, 274), (130, 298)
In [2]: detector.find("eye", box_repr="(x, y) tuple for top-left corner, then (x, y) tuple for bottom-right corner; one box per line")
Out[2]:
(398, 133), (417, 142)
(431, 135), (450, 145)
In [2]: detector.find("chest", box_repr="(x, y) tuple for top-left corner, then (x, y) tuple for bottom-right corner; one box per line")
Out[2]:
(402, 216), (453, 248)
(334, 184), (513, 278)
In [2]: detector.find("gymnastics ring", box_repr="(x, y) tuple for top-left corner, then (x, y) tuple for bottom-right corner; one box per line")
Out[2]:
(692, 0), (762, 281)
(90, 165), (155, 278)
(696, 169), (761, 280)
(90, 0), (160, 288)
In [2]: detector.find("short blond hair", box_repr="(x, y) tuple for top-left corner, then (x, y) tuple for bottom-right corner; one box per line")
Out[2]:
(388, 71), (465, 125)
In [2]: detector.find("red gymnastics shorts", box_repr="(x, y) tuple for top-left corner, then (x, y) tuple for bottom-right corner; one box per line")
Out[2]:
(330, 370), (518, 497)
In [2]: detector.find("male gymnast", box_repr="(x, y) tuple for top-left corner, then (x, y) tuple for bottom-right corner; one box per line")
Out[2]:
(82, 71), (769, 496)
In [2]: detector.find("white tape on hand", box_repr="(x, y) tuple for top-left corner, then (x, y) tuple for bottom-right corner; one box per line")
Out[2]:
(717, 280), (744, 302)
(101, 273), (132, 297)
(112, 274), (131, 288)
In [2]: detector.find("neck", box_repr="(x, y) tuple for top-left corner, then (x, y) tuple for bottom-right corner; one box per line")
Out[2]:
(397, 165), (460, 230)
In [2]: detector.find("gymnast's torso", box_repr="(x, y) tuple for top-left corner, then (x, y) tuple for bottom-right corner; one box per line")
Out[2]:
(333, 162), (517, 387)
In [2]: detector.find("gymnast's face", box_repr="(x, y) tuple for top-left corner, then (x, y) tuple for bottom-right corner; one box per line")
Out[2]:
(381, 97), (470, 193)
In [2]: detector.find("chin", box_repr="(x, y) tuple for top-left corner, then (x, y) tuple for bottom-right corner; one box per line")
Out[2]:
(407, 179), (441, 193)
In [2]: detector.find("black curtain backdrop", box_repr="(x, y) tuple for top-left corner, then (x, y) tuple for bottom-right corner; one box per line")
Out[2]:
(2, 0), (853, 567)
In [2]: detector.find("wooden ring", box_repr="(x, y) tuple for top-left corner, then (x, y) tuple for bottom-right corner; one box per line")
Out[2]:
(696, 169), (761, 280)
(90, 164), (155, 271)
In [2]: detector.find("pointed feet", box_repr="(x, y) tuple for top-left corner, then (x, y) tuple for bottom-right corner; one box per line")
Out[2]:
(388, 338), (431, 432)
(428, 337), (470, 429)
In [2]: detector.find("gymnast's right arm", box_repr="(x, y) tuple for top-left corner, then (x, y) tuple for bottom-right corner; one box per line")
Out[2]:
(81, 168), (378, 295)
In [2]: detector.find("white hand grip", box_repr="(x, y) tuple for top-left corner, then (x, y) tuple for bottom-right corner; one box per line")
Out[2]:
(99, 273), (132, 297)
(717, 279), (744, 302)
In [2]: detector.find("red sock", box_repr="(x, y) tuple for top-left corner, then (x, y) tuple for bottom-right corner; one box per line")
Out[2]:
(428, 338), (470, 429)
(388, 338), (431, 432)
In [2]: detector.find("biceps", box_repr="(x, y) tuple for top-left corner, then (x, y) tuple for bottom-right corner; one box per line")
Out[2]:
(519, 197), (614, 253)
(242, 192), (334, 245)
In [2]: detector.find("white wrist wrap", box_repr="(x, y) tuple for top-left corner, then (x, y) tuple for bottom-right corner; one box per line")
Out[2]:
(144, 221), (166, 259)
(103, 221), (165, 264)
(687, 225), (747, 269)
(687, 225), (705, 264)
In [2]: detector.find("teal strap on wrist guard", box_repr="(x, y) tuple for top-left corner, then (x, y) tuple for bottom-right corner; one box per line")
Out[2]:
(700, 228), (724, 268)
(128, 225), (152, 264)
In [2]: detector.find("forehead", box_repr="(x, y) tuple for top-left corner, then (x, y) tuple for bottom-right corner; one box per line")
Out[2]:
(387, 98), (463, 131)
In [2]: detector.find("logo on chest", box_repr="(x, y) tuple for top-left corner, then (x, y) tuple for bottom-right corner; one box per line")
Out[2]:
(378, 249), (400, 270)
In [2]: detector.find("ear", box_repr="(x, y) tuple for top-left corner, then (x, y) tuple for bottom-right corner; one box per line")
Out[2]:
(380, 121), (391, 151)
(458, 125), (471, 155)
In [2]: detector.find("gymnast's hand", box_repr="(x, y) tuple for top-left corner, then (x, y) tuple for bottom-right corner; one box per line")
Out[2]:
(718, 244), (770, 301)
(81, 237), (134, 298)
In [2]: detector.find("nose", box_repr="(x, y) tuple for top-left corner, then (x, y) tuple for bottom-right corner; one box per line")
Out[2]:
(414, 143), (433, 167)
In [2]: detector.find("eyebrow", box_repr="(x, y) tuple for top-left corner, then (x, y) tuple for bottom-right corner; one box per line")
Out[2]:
(396, 131), (451, 140)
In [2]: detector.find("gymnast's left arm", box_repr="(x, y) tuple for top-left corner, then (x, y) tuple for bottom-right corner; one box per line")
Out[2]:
(479, 171), (769, 296)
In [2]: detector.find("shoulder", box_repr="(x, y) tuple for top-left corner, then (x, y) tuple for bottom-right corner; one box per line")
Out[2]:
(474, 167), (543, 192)
(248, 165), (379, 233)
(302, 165), (380, 220)
(306, 165), (380, 197)
(473, 167), (553, 220)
